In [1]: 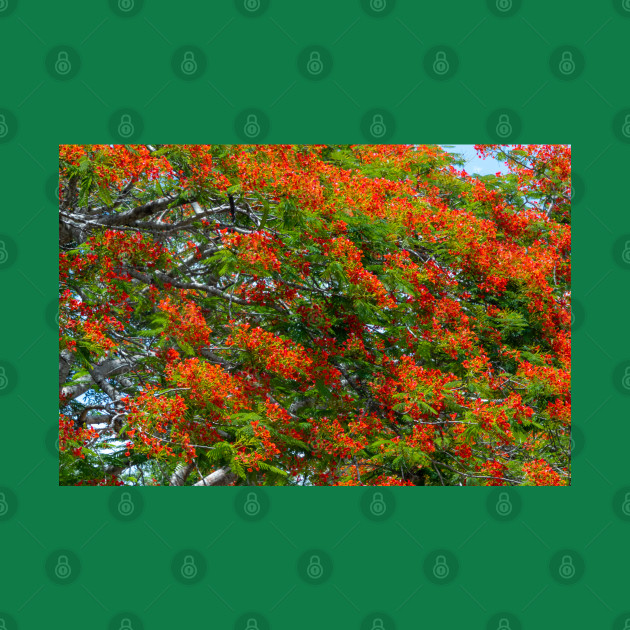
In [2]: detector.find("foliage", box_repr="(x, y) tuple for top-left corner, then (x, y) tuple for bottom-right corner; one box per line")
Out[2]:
(58, 143), (571, 486)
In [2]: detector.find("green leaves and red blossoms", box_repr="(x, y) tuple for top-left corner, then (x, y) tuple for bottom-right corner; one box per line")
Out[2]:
(58, 144), (570, 486)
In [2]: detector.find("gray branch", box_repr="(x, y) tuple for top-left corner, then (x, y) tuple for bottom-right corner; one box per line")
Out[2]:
(193, 466), (237, 486)
(60, 354), (146, 401)
(170, 462), (195, 486)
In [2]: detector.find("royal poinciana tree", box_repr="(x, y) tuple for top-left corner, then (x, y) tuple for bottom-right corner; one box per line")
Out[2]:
(58, 144), (571, 487)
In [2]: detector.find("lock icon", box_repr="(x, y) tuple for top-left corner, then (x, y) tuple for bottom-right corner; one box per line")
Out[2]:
(55, 554), (72, 579)
(0, 366), (8, 390)
(244, 0), (260, 10)
(0, 492), (7, 516)
(118, 0), (134, 11)
(371, 619), (385, 630)
(118, 492), (134, 516)
(0, 114), (8, 138)
(244, 114), (261, 139)
(119, 618), (133, 630)
(432, 555), (449, 579)
(622, 114), (630, 138)
(622, 241), (630, 264)
(623, 367), (630, 390)
(558, 555), (575, 579)
(55, 51), (72, 76)
(370, 0), (386, 11)
(181, 51), (198, 75)
(369, 491), (387, 515)
(622, 493), (630, 516)
(496, 0), (512, 11)
(369, 114), (386, 139)
(496, 492), (512, 516)
(496, 114), (512, 138)
(306, 555), (324, 579)
(245, 619), (259, 630)
(307, 51), (323, 75)
(118, 114), (134, 138)
(433, 51), (449, 75)
(497, 619), (511, 630)
(0, 241), (7, 265)
(181, 555), (198, 579)
(244, 492), (261, 515)
(559, 51), (575, 75)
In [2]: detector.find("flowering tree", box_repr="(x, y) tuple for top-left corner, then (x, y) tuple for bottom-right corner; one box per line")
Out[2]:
(58, 144), (571, 486)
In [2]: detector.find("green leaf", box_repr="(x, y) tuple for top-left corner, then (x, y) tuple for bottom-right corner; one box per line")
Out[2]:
(280, 198), (305, 229)
(443, 380), (463, 389)
(314, 379), (332, 400)
(259, 197), (271, 230)
(98, 186), (113, 206)
(230, 459), (246, 479)
(418, 401), (438, 415)
(230, 412), (263, 424)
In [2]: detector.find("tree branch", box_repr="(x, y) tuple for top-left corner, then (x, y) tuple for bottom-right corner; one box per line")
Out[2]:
(193, 466), (237, 486)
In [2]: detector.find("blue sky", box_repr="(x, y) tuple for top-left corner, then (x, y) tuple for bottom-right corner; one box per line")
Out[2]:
(440, 144), (510, 176)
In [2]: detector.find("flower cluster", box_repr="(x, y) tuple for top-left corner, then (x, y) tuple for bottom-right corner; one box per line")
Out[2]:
(226, 324), (313, 381)
(478, 459), (508, 486)
(165, 359), (249, 416)
(59, 415), (99, 460)
(124, 387), (189, 460)
(222, 230), (282, 274)
(522, 459), (565, 486)
(158, 297), (213, 350)
(74, 476), (125, 486)
(326, 236), (396, 308)
(60, 144), (173, 189)
(310, 416), (369, 460)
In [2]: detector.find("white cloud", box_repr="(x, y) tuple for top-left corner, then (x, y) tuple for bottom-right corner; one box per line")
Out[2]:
(440, 144), (510, 176)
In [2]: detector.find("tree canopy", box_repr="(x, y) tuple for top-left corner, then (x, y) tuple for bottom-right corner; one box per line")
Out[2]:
(58, 143), (571, 486)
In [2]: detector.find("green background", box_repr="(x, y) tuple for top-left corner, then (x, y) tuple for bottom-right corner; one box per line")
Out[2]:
(0, 1), (628, 628)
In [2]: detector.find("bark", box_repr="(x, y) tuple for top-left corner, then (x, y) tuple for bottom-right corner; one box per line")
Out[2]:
(193, 466), (237, 486)
(169, 462), (195, 486)
(60, 355), (145, 401)
(59, 350), (74, 389)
